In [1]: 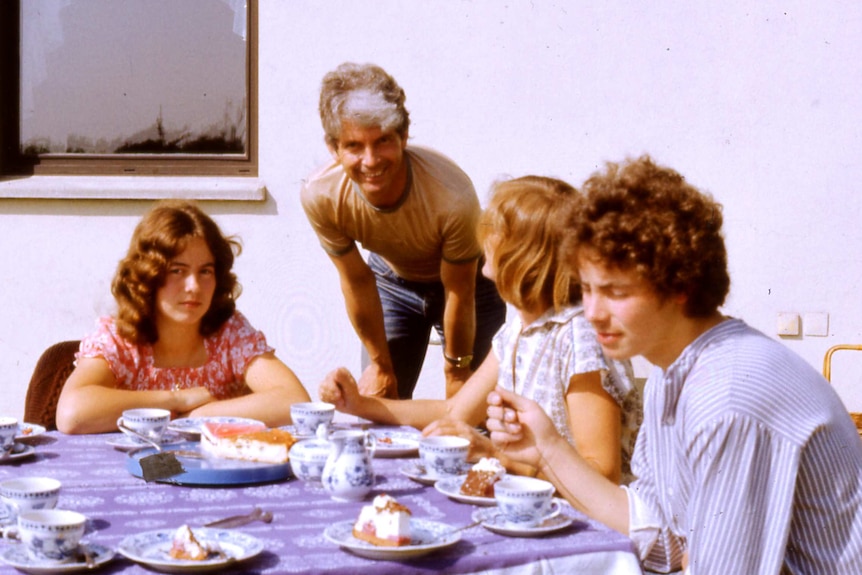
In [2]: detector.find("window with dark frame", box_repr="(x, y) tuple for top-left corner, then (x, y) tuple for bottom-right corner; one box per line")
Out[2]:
(0, 0), (257, 178)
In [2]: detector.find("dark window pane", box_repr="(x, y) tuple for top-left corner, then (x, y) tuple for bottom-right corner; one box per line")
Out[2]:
(22, 0), (247, 156)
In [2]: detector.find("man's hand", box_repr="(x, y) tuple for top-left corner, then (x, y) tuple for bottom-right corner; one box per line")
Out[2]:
(485, 386), (559, 470)
(358, 362), (399, 399)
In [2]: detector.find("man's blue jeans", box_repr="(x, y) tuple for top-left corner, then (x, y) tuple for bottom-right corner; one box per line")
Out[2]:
(367, 253), (507, 399)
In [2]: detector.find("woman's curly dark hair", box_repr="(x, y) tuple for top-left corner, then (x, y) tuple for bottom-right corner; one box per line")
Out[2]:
(478, 175), (582, 313)
(111, 201), (242, 344)
(561, 155), (729, 317)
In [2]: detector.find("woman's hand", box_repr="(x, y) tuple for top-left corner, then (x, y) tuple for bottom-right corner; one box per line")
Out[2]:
(319, 367), (361, 413)
(422, 418), (494, 462)
(175, 387), (215, 417)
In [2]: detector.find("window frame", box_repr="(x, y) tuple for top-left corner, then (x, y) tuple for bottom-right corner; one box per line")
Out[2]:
(1, 0), (258, 178)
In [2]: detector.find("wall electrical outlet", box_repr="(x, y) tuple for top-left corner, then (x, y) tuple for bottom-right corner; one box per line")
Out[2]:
(777, 312), (800, 336)
(803, 312), (829, 337)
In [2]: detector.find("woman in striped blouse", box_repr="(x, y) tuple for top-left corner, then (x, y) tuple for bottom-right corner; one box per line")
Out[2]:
(487, 155), (862, 574)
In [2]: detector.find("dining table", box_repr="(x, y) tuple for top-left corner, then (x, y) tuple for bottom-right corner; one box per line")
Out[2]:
(0, 423), (643, 574)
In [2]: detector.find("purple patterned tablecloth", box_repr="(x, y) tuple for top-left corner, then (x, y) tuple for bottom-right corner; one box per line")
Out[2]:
(0, 430), (642, 574)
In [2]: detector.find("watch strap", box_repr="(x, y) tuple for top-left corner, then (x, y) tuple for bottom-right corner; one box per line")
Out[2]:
(443, 353), (473, 369)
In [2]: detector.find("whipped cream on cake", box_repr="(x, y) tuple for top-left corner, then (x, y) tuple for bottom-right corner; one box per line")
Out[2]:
(460, 457), (506, 497)
(169, 525), (220, 561)
(352, 494), (412, 547)
(200, 422), (296, 464)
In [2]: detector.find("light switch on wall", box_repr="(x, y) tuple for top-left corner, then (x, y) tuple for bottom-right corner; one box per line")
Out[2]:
(777, 312), (800, 336)
(803, 312), (829, 336)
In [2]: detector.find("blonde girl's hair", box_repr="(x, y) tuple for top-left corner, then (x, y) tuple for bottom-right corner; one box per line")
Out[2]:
(478, 175), (581, 313)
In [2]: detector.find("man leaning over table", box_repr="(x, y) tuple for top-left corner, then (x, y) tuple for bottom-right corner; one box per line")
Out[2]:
(300, 62), (506, 400)
(486, 155), (862, 574)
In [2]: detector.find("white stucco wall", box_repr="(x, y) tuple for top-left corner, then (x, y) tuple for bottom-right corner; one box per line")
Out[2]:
(2, 0), (861, 421)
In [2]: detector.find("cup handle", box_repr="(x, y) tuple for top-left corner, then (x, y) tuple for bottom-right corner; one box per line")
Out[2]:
(545, 499), (563, 521)
(1, 525), (18, 541)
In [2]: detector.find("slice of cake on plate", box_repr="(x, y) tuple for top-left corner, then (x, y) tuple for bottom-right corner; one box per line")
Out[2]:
(169, 525), (221, 561)
(200, 422), (297, 464)
(460, 457), (506, 497)
(352, 493), (412, 547)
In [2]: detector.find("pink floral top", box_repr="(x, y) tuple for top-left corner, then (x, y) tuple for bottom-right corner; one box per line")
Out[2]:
(76, 312), (273, 399)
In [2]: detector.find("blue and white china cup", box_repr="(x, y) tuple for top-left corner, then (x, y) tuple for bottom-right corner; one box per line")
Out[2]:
(0, 417), (18, 458)
(290, 402), (335, 437)
(0, 477), (61, 525)
(3, 509), (86, 564)
(289, 438), (331, 482)
(418, 435), (469, 478)
(117, 408), (170, 443)
(494, 476), (558, 528)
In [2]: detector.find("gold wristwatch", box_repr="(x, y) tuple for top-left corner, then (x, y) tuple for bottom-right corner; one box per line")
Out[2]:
(443, 353), (473, 369)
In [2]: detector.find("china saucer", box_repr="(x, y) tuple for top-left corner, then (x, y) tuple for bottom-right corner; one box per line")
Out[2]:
(118, 527), (263, 572)
(399, 461), (472, 485)
(107, 430), (185, 451)
(16, 422), (47, 441)
(0, 443), (36, 464)
(472, 500), (573, 537)
(369, 427), (421, 458)
(324, 518), (460, 560)
(0, 543), (114, 574)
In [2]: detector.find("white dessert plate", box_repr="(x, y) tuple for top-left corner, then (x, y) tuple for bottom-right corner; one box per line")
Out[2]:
(369, 427), (421, 458)
(471, 500), (573, 537)
(399, 461), (472, 485)
(0, 443), (36, 464)
(125, 442), (291, 486)
(0, 543), (114, 574)
(118, 528), (263, 573)
(16, 422), (46, 440)
(107, 430), (185, 451)
(167, 417), (264, 440)
(434, 475), (497, 506)
(324, 518), (460, 560)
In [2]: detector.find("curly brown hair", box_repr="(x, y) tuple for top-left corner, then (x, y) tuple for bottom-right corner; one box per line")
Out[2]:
(319, 62), (410, 148)
(111, 201), (241, 344)
(478, 175), (581, 313)
(561, 155), (729, 317)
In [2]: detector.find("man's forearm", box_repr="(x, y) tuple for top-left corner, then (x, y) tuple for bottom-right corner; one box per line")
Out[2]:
(442, 295), (476, 359)
(340, 276), (393, 372)
(538, 436), (631, 536)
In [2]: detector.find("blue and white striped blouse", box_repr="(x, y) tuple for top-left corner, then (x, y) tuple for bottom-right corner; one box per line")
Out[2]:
(624, 319), (862, 574)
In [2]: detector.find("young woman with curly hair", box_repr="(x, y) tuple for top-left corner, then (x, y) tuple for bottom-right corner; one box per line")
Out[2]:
(56, 201), (310, 434)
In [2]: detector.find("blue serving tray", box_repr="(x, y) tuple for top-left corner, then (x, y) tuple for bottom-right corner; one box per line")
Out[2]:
(126, 441), (292, 486)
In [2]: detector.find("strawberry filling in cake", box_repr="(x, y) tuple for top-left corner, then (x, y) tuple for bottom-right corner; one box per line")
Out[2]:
(460, 457), (506, 497)
(200, 422), (296, 464)
(352, 494), (412, 547)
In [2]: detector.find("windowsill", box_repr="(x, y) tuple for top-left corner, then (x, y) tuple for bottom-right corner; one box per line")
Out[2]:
(0, 175), (267, 201)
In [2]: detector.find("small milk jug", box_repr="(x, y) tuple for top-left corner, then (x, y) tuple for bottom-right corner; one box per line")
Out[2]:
(321, 429), (375, 501)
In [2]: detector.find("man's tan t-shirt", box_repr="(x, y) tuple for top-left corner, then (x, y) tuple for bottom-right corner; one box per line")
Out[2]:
(300, 146), (482, 283)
